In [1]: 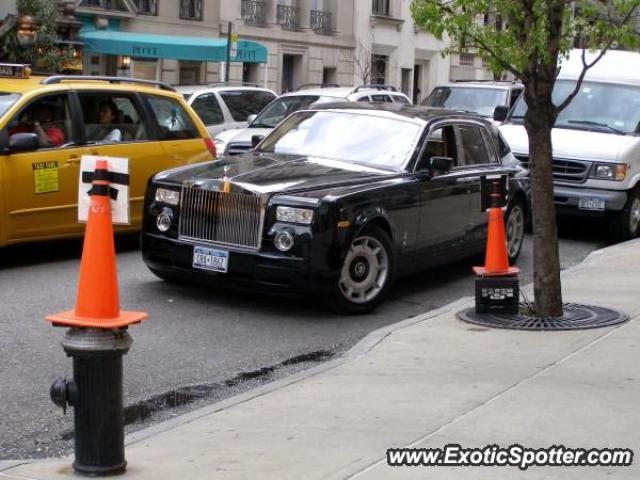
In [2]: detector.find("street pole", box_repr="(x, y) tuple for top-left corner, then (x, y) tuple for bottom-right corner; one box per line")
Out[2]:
(225, 21), (232, 83)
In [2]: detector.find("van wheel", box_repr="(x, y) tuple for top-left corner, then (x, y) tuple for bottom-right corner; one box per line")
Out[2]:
(609, 187), (640, 242)
(329, 224), (395, 315)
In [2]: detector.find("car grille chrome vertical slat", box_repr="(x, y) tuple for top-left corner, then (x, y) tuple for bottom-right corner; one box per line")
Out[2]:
(178, 185), (262, 249)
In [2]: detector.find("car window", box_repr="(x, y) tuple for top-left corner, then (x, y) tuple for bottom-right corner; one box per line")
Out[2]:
(509, 89), (522, 109)
(219, 90), (276, 122)
(79, 93), (148, 144)
(191, 93), (224, 126)
(0, 92), (20, 117)
(356, 95), (370, 103)
(458, 124), (491, 166)
(420, 125), (459, 169)
(423, 87), (508, 117)
(392, 94), (410, 104)
(146, 96), (199, 140)
(7, 94), (72, 149)
(370, 94), (393, 102)
(251, 95), (321, 128)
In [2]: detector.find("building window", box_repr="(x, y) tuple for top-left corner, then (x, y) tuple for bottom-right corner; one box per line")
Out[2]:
(133, 0), (158, 15)
(241, 0), (267, 26)
(180, 0), (203, 20)
(371, 55), (387, 85)
(459, 53), (475, 66)
(322, 67), (336, 84)
(372, 0), (389, 16)
(80, 0), (129, 11)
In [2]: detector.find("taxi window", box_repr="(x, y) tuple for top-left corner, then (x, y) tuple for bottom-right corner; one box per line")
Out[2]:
(146, 96), (199, 140)
(7, 94), (72, 149)
(0, 93), (20, 117)
(79, 93), (148, 144)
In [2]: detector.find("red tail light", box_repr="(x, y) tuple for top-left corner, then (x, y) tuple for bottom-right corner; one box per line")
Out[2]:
(204, 138), (217, 159)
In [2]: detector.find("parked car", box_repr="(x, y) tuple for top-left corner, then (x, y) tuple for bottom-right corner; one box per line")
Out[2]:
(0, 67), (214, 248)
(499, 49), (640, 240)
(422, 81), (523, 123)
(142, 103), (529, 313)
(177, 83), (277, 138)
(213, 85), (412, 156)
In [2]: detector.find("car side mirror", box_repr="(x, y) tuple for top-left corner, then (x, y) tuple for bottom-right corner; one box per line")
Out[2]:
(251, 134), (265, 148)
(493, 105), (509, 122)
(247, 114), (257, 124)
(9, 132), (39, 152)
(428, 156), (454, 173)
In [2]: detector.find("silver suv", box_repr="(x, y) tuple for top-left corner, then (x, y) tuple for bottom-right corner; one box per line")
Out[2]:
(177, 83), (277, 138)
(215, 84), (412, 156)
(422, 81), (523, 123)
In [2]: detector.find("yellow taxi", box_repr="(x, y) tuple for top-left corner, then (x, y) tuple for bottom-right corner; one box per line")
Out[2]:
(0, 64), (215, 247)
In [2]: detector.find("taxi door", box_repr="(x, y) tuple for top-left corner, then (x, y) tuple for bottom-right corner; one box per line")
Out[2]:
(0, 92), (85, 242)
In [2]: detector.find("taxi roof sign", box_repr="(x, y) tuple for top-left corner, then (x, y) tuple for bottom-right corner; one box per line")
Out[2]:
(0, 63), (31, 79)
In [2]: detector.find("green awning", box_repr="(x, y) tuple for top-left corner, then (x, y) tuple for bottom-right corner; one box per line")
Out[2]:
(80, 30), (267, 63)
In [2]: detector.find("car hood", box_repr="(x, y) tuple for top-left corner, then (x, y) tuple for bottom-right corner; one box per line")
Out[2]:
(499, 124), (638, 162)
(154, 153), (400, 195)
(225, 127), (273, 145)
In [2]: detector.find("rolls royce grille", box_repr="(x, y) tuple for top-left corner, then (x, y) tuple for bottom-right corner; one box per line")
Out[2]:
(178, 185), (262, 249)
(515, 155), (591, 183)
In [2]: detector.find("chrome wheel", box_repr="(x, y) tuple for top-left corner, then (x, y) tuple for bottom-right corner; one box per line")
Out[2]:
(339, 235), (389, 304)
(629, 197), (640, 234)
(506, 203), (525, 260)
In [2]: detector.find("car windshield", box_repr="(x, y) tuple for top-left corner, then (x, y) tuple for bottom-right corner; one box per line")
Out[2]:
(423, 86), (507, 117)
(0, 92), (20, 117)
(257, 111), (421, 170)
(251, 95), (322, 128)
(509, 80), (640, 134)
(219, 90), (276, 121)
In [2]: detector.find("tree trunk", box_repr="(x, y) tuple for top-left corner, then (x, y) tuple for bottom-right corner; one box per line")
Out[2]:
(524, 100), (563, 318)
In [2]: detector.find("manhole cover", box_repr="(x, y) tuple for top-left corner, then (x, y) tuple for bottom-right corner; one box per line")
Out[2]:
(457, 303), (629, 331)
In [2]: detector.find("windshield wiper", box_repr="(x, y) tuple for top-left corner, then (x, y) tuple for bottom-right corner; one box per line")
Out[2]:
(565, 120), (625, 135)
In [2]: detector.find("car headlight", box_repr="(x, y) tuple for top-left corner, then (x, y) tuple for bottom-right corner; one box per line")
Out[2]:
(155, 188), (180, 205)
(276, 206), (314, 224)
(156, 208), (174, 232)
(590, 163), (627, 181)
(214, 139), (227, 156)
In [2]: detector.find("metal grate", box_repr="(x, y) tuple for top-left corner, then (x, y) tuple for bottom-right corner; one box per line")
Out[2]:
(179, 185), (262, 249)
(457, 303), (629, 331)
(515, 155), (591, 183)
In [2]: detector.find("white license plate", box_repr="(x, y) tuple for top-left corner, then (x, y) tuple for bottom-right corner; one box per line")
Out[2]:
(578, 197), (605, 211)
(193, 246), (229, 273)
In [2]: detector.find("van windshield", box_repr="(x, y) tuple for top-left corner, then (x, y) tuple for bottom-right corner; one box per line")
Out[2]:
(0, 93), (20, 117)
(510, 80), (640, 134)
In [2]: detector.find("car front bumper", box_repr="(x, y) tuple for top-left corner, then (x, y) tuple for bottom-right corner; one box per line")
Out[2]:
(554, 185), (627, 216)
(141, 232), (326, 296)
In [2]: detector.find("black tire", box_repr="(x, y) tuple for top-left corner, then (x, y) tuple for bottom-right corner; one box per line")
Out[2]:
(608, 187), (640, 242)
(328, 224), (396, 315)
(505, 197), (526, 263)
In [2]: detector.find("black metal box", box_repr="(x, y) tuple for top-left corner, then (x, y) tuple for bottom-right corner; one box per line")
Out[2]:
(475, 276), (519, 314)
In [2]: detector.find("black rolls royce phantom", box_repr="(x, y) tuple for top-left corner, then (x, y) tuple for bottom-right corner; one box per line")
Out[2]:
(141, 104), (529, 313)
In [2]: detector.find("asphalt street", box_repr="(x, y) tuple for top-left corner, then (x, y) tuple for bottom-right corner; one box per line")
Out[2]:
(0, 217), (610, 460)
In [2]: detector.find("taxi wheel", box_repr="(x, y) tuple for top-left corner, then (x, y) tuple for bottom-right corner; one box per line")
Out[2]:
(330, 224), (395, 315)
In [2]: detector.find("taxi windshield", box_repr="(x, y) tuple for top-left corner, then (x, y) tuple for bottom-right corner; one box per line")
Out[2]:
(0, 92), (20, 117)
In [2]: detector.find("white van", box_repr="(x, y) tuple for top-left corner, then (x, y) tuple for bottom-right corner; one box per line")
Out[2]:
(499, 49), (640, 240)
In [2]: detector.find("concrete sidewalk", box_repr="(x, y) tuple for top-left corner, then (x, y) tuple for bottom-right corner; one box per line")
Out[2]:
(2, 240), (639, 479)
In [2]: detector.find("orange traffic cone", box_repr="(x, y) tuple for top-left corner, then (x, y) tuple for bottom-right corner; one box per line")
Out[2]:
(47, 160), (147, 329)
(473, 207), (519, 277)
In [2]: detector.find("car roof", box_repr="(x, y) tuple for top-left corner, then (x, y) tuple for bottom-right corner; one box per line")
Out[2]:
(281, 86), (409, 99)
(309, 101), (491, 126)
(176, 85), (276, 95)
(558, 49), (640, 85)
(437, 81), (523, 90)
